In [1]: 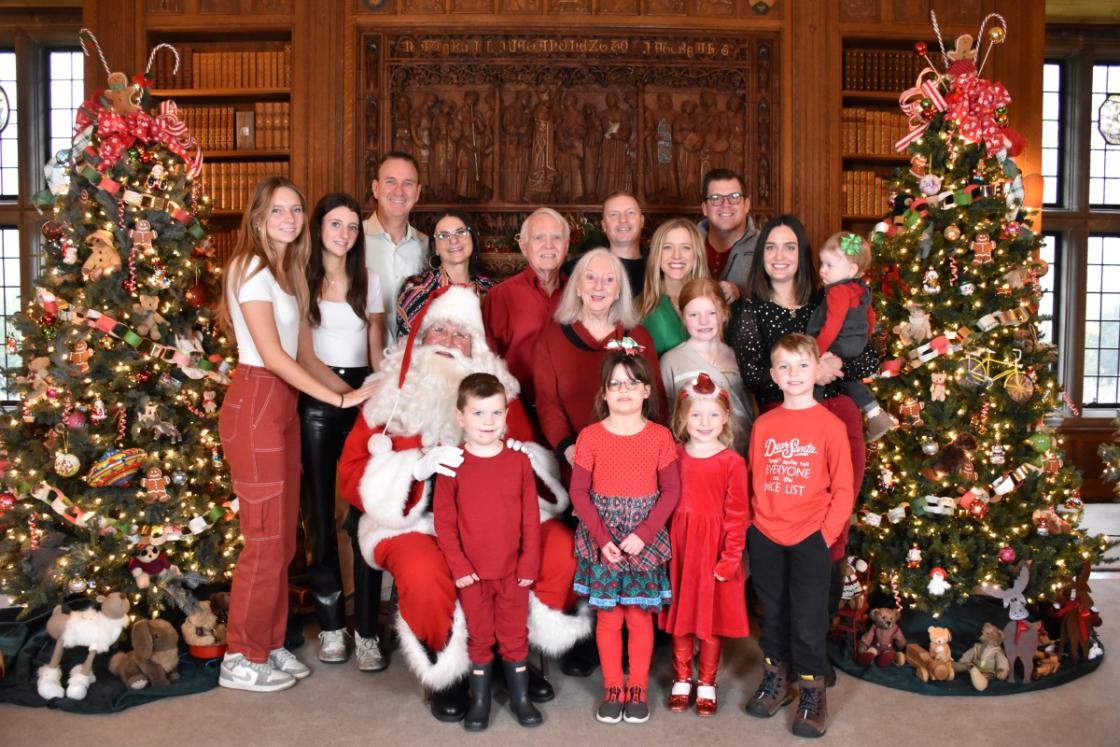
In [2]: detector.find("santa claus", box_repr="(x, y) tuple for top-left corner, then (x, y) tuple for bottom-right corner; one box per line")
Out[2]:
(338, 286), (590, 720)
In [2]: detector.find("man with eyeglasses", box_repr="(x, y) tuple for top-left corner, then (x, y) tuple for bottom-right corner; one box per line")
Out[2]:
(697, 168), (759, 304)
(365, 151), (429, 342)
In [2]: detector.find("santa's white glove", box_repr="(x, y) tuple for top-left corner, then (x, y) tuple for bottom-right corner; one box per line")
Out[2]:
(505, 438), (531, 459)
(413, 445), (464, 481)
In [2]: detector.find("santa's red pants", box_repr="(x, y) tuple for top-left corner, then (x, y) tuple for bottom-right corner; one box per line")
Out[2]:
(672, 633), (723, 683)
(460, 575), (530, 662)
(221, 366), (300, 663)
(597, 606), (654, 691)
(373, 518), (576, 651)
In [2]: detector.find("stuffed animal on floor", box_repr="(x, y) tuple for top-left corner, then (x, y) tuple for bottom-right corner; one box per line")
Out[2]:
(857, 607), (907, 667)
(181, 599), (227, 647)
(904, 625), (955, 682)
(37, 592), (131, 700)
(838, 556), (869, 611)
(1033, 626), (1060, 678)
(953, 622), (1010, 691)
(109, 618), (181, 689)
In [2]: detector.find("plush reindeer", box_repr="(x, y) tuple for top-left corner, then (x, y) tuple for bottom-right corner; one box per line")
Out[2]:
(1054, 560), (1101, 664)
(978, 564), (1039, 683)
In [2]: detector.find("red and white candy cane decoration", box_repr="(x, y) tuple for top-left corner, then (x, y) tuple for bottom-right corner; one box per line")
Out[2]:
(890, 571), (903, 612)
(116, 403), (127, 444)
(1062, 390), (1081, 417)
(949, 257), (959, 285)
(895, 68), (949, 152)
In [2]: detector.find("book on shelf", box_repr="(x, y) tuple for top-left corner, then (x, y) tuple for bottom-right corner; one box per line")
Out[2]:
(843, 48), (925, 93)
(841, 107), (907, 156)
(201, 160), (291, 211)
(156, 47), (292, 90)
(842, 169), (890, 218)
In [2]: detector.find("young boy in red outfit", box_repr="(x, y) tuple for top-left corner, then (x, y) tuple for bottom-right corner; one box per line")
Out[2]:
(744, 333), (854, 738)
(433, 373), (543, 731)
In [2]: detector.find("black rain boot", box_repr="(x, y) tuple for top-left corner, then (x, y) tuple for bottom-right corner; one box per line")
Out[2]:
(429, 678), (469, 723)
(464, 661), (493, 731)
(503, 658), (543, 727)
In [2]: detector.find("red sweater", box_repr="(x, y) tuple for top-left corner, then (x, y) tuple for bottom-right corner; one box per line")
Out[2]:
(748, 403), (854, 547)
(532, 320), (664, 457)
(433, 447), (541, 581)
(482, 266), (565, 409)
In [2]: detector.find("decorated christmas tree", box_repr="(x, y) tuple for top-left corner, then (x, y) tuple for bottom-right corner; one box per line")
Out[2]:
(0, 35), (234, 615)
(853, 17), (1110, 616)
(1097, 419), (1120, 498)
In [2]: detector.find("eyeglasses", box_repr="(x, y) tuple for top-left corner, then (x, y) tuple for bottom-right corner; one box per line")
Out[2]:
(607, 378), (643, 392)
(433, 227), (470, 242)
(703, 192), (744, 206)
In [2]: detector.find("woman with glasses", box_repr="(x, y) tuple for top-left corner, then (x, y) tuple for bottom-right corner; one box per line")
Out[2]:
(533, 248), (665, 471)
(696, 168), (760, 303)
(297, 192), (388, 672)
(396, 210), (497, 336)
(636, 218), (710, 354)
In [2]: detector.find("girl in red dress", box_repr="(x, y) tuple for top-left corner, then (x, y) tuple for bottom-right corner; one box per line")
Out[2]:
(659, 372), (750, 716)
(570, 345), (680, 725)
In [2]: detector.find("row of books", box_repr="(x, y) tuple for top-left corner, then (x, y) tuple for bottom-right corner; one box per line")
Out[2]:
(842, 169), (890, 217)
(201, 161), (291, 211)
(843, 48), (927, 93)
(842, 107), (908, 156)
(180, 103), (290, 151)
(150, 47), (292, 90)
(207, 230), (237, 265)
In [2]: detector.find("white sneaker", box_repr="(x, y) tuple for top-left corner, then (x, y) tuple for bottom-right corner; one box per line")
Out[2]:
(268, 647), (311, 679)
(318, 629), (349, 663)
(354, 633), (387, 672)
(219, 653), (296, 693)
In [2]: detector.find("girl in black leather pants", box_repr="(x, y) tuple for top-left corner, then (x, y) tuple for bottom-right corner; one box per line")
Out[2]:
(297, 192), (388, 670)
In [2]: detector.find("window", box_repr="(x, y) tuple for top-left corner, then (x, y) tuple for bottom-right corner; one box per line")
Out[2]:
(1042, 62), (1063, 207)
(0, 51), (17, 199)
(1083, 235), (1120, 406)
(0, 226), (18, 400)
(1089, 63), (1120, 207)
(47, 49), (82, 160)
(1038, 232), (1059, 354)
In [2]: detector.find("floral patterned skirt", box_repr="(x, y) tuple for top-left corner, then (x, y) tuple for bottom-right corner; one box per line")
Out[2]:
(573, 491), (672, 611)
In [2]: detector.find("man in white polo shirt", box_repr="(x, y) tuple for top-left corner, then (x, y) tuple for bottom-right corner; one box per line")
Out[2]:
(364, 151), (428, 342)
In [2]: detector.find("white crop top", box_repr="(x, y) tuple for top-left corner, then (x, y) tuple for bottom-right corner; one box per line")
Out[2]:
(227, 256), (300, 366)
(311, 270), (384, 368)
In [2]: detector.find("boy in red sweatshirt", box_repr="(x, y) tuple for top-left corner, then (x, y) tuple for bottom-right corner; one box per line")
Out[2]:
(744, 333), (854, 738)
(434, 373), (542, 731)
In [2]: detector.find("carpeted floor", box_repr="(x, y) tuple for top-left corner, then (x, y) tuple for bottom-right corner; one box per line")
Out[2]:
(2, 573), (1118, 747)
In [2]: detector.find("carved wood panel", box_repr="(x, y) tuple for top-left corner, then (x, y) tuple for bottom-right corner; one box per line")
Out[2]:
(362, 30), (779, 239)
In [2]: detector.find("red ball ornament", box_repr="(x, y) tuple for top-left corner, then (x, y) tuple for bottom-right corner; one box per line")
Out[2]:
(40, 312), (57, 327)
(914, 41), (927, 56)
(0, 491), (15, 514)
(998, 546), (1016, 564)
(185, 282), (209, 308)
(41, 221), (64, 242)
(64, 411), (87, 429)
(136, 370), (153, 384)
(139, 151), (153, 165)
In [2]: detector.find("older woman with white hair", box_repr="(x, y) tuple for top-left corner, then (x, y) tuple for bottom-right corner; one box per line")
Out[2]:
(533, 248), (665, 468)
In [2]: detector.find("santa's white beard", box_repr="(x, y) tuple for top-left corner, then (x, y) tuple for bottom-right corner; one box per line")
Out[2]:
(365, 342), (520, 447)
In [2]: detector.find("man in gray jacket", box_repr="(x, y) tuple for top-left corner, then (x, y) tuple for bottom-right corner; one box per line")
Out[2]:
(697, 168), (758, 304)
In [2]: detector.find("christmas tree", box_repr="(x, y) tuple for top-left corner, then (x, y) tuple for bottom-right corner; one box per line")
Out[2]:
(0, 36), (234, 615)
(1097, 419), (1120, 498)
(853, 20), (1110, 615)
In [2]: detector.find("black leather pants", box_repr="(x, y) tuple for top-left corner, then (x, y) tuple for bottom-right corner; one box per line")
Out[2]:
(298, 365), (382, 636)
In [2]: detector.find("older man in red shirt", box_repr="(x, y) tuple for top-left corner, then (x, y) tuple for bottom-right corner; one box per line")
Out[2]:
(483, 207), (569, 420)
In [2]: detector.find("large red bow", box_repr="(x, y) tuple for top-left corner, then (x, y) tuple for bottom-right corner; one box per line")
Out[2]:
(945, 72), (1012, 154)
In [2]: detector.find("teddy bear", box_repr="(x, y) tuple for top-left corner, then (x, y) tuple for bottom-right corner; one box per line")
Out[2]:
(81, 229), (122, 281)
(181, 600), (228, 648)
(131, 294), (169, 340)
(905, 626), (955, 682)
(202, 389), (218, 415)
(953, 622), (1010, 690)
(892, 303), (932, 345)
(1033, 626), (1060, 679)
(838, 555), (868, 611)
(129, 541), (179, 589)
(108, 618), (180, 690)
(929, 372), (947, 402)
(858, 608), (907, 667)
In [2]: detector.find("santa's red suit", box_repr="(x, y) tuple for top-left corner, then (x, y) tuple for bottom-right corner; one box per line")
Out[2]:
(337, 287), (590, 691)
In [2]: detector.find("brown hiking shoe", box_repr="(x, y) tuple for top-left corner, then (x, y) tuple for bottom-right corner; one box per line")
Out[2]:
(792, 675), (828, 738)
(865, 409), (897, 442)
(744, 658), (793, 718)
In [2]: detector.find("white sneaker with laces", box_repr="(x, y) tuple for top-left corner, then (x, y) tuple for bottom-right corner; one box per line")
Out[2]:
(219, 653), (296, 693)
(354, 633), (387, 672)
(268, 647), (311, 679)
(318, 629), (349, 663)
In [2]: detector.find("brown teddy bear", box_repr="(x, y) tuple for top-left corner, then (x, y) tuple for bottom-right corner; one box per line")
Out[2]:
(858, 608), (907, 667)
(905, 626), (955, 682)
(181, 599), (228, 647)
(81, 229), (122, 281)
(953, 622), (1010, 691)
(109, 618), (180, 690)
(131, 294), (169, 340)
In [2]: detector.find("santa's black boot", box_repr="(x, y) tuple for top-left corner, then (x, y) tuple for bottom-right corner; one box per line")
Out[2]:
(503, 659), (543, 727)
(429, 678), (469, 722)
(463, 661), (493, 731)
(560, 636), (599, 677)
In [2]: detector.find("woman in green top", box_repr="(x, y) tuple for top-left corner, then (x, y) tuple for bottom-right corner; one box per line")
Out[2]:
(637, 218), (710, 354)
